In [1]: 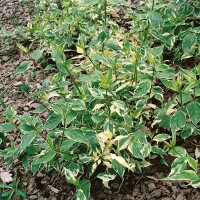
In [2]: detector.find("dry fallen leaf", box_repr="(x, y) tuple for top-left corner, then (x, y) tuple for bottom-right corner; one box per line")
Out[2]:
(48, 185), (60, 193)
(0, 169), (13, 183)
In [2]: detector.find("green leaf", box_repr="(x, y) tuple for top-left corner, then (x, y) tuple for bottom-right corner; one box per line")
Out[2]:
(20, 131), (37, 152)
(45, 112), (62, 130)
(128, 140), (143, 159)
(30, 49), (43, 60)
(153, 134), (171, 142)
(16, 61), (33, 74)
(170, 157), (188, 175)
(106, 42), (121, 51)
(0, 123), (15, 132)
(142, 143), (151, 158)
(153, 45), (164, 56)
(32, 149), (56, 165)
(148, 11), (163, 29)
(65, 110), (77, 124)
(181, 123), (193, 139)
(111, 159), (125, 178)
(186, 102), (200, 125)
(64, 128), (88, 145)
(190, 179), (200, 188)
(152, 146), (167, 156)
(82, 0), (100, 6)
(16, 189), (26, 198)
(187, 155), (198, 172)
(133, 80), (151, 98)
(165, 170), (199, 181)
(168, 146), (187, 157)
(161, 79), (178, 91)
(76, 180), (90, 200)
(170, 111), (186, 133)
(51, 45), (64, 63)
(97, 173), (116, 189)
(182, 33), (197, 53)
(22, 155), (29, 171)
(5, 105), (16, 121)
(109, 0), (130, 6)
(191, 27), (200, 34)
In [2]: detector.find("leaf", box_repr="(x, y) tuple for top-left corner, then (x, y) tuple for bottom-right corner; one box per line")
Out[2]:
(168, 146), (187, 157)
(16, 61), (33, 74)
(190, 179), (200, 188)
(181, 123), (193, 139)
(195, 148), (200, 159)
(111, 159), (126, 178)
(109, 0), (130, 6)
(76, 180), (90, 200)
(45, 112), (62, 130)
(186, 102), (200, 125)
(106, 42), (121, 51)
(51, 45), (64, 63)
(142, 143), (152, 158)
(169, 157), (188, 176)
(16, 189), (26, 198)
(22, 155), (29, 171)
(32, 149), (56, 165)
(65, 110), (77, 124)
(187, 155), (198, 172)
(161, 79), (178, 91)
(0, 123), (15, 132)
(128, 140), (143, 159)
(153, 134), (171, 142)
(30, 49), (43, 60)
(110, 154), (131, 170)
(5, 106), (16, 121)
(64, 128), (88, 145)
(170, 111), (186, 133)
(133, 80), (151, 98)
(92, 104), (105, 111)
(81, 0), (100, 6)
(148, 11), (163, 29)
(182, 33), (197, 53)
(20, 131), (37, 152)
(0, 171), (13, 183)
(165, 170), (199, 181)
(152, 146), (167, 156)
(97, 173), (116, 189)
(76, 46), (85, 54)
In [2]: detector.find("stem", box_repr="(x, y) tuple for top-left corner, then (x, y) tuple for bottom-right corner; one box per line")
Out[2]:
(149, 65), (155, 96)
(85, 51), (99, 70)
(114, 57), (118, 80)
(152, 0), (155, 11)
(106, 89), (111, 119)
(104, 0), (107, 27)
(59, 116), (66, 148)
(102, 0), (107, 53)
(64, 63), (83, 96)
(132, 63), (138, 86)
(180, 90), (183, 108)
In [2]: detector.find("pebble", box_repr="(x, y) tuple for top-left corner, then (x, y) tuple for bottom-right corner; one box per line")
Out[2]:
(2, 56), (10, 62)
(110, 182), (120, 189)
(29, 195), (38, 199)
(98, 192), (108, 199)
(148, 182), (156, 191)
(176, 194), (186, 200)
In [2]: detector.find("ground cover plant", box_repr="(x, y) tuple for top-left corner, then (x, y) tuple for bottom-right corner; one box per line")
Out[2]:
(0, 0), (200, 199)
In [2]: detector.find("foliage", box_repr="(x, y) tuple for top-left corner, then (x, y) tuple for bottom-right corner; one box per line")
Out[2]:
(0, 0), (200, 199)
(0, 179), (26, 200)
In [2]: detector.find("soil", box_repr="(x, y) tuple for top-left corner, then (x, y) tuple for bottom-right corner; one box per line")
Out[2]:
(0, 1), (200, 200)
